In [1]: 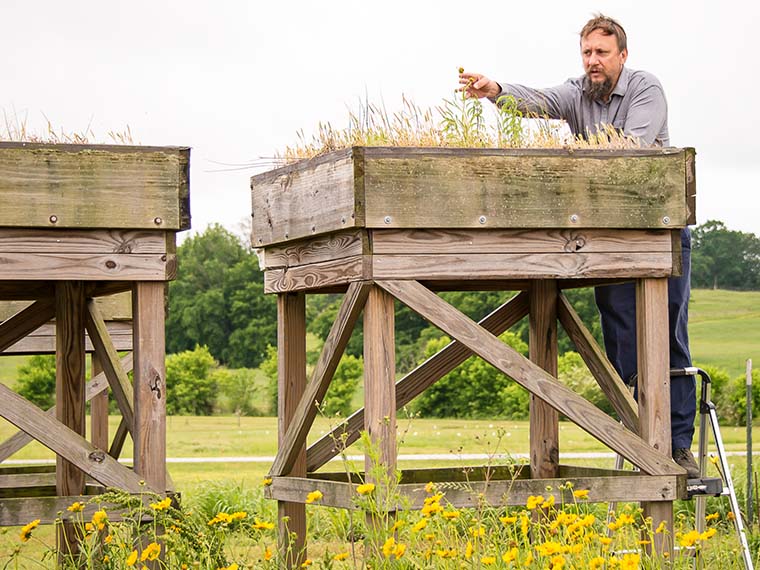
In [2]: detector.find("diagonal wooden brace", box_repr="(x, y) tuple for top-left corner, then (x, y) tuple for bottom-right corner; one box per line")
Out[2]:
(375, 279), (684, 477)
(306, 291), (530, 472)
(0, 383), (148, 492)
(0, 298), (56, 352)
(270, 282), (370, 477)
(0, 354), (132, 463)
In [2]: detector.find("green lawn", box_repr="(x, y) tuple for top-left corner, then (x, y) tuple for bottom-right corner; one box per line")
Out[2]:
(689, 289), (760, 376)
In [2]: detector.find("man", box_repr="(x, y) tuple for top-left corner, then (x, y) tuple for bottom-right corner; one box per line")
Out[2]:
(461, 14), (699, 477)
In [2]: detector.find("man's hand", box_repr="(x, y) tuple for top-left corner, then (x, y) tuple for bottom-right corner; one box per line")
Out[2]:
(459, 71), (500, 99)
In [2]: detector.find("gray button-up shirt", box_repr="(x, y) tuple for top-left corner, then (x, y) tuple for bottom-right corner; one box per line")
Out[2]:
(492, 66), (669, 146)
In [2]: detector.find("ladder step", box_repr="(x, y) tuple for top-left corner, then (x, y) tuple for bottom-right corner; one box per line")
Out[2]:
(686, 477), (724, 498)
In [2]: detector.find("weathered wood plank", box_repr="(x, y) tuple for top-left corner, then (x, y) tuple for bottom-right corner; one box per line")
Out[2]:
(0, 383), (146, 492)
(529, 281), (559, 479)
(371, 252), (675, 280)
(637, 277), (677, 555)
(364, 286), (396, 478)
(557, 293), (639, 433)
(0, 354), (132, 462)
(109, 418), (129, 460)
(270, 282), (370, 477)
(685, 148), (697, 226)
(0, 143), (190, 230)
(133, 283), (166, 491)
(0, 253), (176, 281)
(0, 298), (55, 352)
(264, 255), (368, 293)
(376, 279), (681, 476)
(363, 148), (688, 229)
(251, 147), (691, 246)
(86, 300), (135, 429)
(0, 229), (169, 254)
(277, 292), (307, 568)
(0, 494), (163, 526)
(1, 320), (133, 354)
(266, 473), (682, 509)
(306, 292), (530, 471)
(371, 228), (673, 254)
(261, 229), (367, 269)
(252, 149), (359, 247)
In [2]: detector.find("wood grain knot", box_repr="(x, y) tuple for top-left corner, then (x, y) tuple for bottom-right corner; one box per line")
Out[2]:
(563, 235), (586, 252)
(88, 450), (106, 463)
(105, 260), (117, 269)
(114, 241), (134, 254)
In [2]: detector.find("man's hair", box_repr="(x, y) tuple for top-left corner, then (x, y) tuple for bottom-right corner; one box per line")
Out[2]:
(580, 14), (627, 52)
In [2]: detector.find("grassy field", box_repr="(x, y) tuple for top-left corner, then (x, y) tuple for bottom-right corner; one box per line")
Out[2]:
(689, 289), (760, 376)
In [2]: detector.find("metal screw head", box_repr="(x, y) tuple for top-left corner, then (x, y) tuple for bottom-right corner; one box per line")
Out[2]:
(569, 214), (579, 223)
(49, 215), (58, 224)
(154, 217), (163, 225)
(384, 216), (392, 224)
(662, 216), (671, 225)
(479, 216), (487, 224)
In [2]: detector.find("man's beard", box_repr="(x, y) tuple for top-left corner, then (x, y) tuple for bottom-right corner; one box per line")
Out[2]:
(585, 75), (612, 102)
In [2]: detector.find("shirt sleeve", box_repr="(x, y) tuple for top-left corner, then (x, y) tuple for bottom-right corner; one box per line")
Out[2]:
(621, 84), (668, 146)
(489, 82), (576, 120)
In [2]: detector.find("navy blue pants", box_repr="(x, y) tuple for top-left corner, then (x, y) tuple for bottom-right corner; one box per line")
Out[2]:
(594, 228), (696, 450)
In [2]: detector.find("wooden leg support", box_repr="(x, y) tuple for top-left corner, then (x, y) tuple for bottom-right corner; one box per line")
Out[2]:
(56, 281), (87, 561)
(277, 292), (307, 568)
(529, 281), (559, 479)
(90, 353), (109, 451)
(636, 278), (674, 557)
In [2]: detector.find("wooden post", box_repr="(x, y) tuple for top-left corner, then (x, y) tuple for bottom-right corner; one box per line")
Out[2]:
(277, 292), (307, 568)
(90, 353), (109, 451)
(132, 282), (166, 492)
(364, 285), (396, 478)
(529, 281), (559, 479)
(636, 278), (673, 556)
(55, 281), (86, 561)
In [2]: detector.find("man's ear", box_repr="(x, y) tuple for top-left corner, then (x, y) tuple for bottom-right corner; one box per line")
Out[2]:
(620, 48), (629, 65)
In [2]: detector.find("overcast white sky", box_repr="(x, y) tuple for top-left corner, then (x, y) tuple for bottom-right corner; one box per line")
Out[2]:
(3, 0), (758, 237)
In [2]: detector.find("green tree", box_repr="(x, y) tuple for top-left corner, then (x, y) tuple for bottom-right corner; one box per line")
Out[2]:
(165, 346), (219, 415)
(15, 355), (56, 409)
(692, 220), (760, 290)
(166, 224), (277, 367)
(412, 331), (528, 418)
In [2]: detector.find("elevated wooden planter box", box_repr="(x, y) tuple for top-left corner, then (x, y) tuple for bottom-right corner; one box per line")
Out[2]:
(252, 147), (695, 293)
(251, 146), (695, 563)
(0, 142), (189, 533)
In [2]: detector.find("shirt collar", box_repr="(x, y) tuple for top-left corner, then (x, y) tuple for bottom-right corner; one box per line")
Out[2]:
(610, 66), (630, 98)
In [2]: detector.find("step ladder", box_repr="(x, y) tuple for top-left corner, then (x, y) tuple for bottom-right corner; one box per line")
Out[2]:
(607, 367), (754, 570)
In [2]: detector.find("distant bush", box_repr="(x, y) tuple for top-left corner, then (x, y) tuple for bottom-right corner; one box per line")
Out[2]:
(15, 354), (56, 409)
(165, 346), (219, 415)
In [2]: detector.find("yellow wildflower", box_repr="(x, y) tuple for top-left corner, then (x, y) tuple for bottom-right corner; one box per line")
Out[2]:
(394, 543), (407, 558)
(589, 556), (606, 570)
(412, 519), (428, 532)
(541, 495), (556, 509)
(523, 552), (534, 566)
(421, 502), (444, 517)
(264, 546), (273, 561)
(126, 550), (138, 566)
(502, 547), (518, 563)
(437, 548), (458, 558)
(67, 501), (85, 512)
(700, 528), (717, 540)
(150, 497), (172, 511)
(104, 534), (113, 544)
(305, 490), (323, 504)
(262, 477), (273, 486)
(301, 559), (312, 567)
(536, 541), (563, 557)
(103, 555), (110, 563)
(356, 483), (375, 495)
(469, 525), (485, 537)
(481, 555), (496, 565)
(620, 553), (640, 570)
(252, 519), (275, 530)
(526, 495), (545, 510)
(655, 520), (668, 534)
(500, 515), (517, 525)
(208, 512), (233, 525)
(140, 542), (161, 562)
(465, 540), (474, 559)
(230, 511), (247, 521)
(382, 537), (396, 558)
(19, 519), (40, 542)
(573, 489), (590, 500)
(442, 510), (460, 520)
(599, 536), (613, 546)
(333, 552), (349, 561)
(728, 511), (736, 520)
(390, 519), (406, 532)
(425, 481), (436, 494)
(705, 512), (720, 521)
(423, 533), (436, 541)
(550, 554), (566, 569)
(92, 510), (108, 531)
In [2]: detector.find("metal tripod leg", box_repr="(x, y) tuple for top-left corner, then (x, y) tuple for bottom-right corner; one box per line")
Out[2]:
(694, 369), (754, 570)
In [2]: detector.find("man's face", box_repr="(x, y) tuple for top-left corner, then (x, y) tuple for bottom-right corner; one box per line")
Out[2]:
(581, 29), (628, 100)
